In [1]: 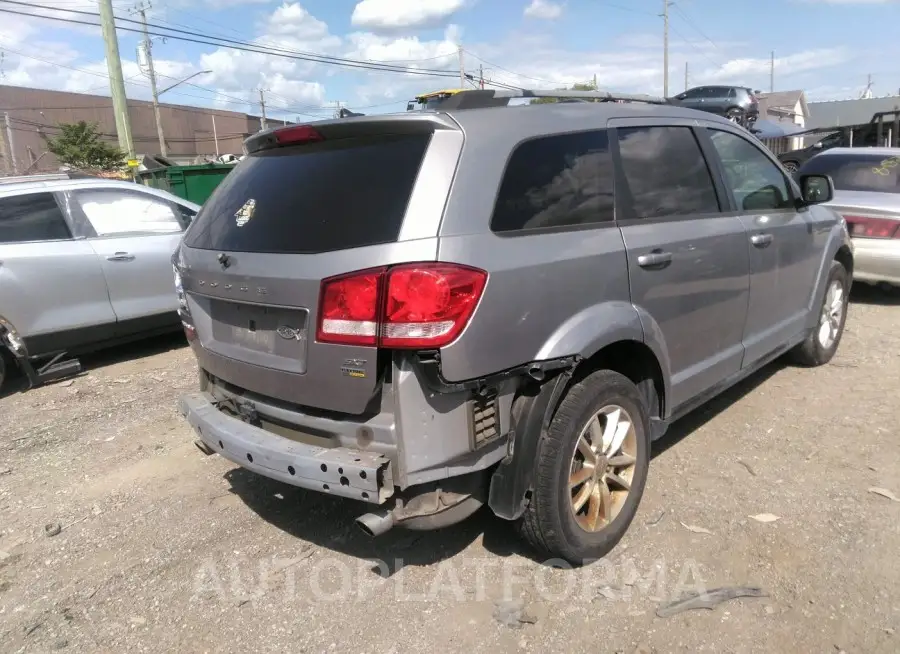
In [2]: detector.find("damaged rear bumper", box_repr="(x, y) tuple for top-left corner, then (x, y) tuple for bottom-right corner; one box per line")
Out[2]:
(179, 392), (394, 504)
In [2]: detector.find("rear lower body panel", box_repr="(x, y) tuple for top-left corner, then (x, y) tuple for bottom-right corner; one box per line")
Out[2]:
(851, 238), (900, 285)
(181, 391), (395, 503)
(182, 350), (516, 492)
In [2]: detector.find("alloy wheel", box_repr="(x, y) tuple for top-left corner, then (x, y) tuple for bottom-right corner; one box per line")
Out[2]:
(568, 405), (638, 532)
(818, 279), (845, 349)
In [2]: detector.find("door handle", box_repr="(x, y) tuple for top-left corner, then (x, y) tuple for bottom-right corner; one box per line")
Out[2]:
(750, 233), (774, 247)
(106, 252), (135, 262)
(637, 250), (673, 269)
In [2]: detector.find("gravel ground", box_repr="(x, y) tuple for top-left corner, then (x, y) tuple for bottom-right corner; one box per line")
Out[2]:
(1, 287), (899, 654)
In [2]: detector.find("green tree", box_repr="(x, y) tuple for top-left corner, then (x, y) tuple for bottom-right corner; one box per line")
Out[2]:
(45, 121), (125, 172)
(531, 81), (600, 104)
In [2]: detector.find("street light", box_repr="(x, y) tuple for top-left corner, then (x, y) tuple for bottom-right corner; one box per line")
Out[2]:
(147, 70), (213, 158)
(159, 70), (214, 96)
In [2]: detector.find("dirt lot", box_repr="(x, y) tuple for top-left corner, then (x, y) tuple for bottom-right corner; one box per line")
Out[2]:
(1, 288), (899, 654)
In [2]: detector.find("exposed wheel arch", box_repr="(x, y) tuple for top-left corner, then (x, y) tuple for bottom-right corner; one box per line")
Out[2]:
(572, 340), (666, 422)
(835, 244), (854, 279)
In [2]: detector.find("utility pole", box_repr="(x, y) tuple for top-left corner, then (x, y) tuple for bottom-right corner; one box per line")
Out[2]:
(211, 115), (219, 157)
(98, 0), (134, 158)
(684, 62), (689, 91)
(661, 0), (671, 97)
(258, 88), (268, 130)
(133, 2), (166, 156)
(592, 73), (598, 90)
(770, 50), (775, 93)
(457, 44), (465, 89)
(4, 113), (16, 174)
(479, 64), (484, 89)
(0, 112), (11, 174)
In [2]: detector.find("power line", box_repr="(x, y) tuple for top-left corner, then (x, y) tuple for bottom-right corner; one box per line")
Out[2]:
(0, 41), (318, 115)
(149, 5), (459, 66)
(461, 49), (563, 86)
(671, 3), (721, 52)
(0, 1), (461, 78)
(667, 23), (724, 71)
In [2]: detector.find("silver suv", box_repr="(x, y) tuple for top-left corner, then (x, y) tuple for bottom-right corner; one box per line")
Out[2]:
(176, 89), (853, 563)
(0, 175), (199, 390)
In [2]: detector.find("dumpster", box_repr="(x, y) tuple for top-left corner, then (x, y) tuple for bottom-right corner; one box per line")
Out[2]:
(137, 163), (235, 205)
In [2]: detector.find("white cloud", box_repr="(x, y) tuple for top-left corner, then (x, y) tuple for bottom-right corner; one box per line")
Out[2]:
(351, 0), (466, 32)
(524, 0), (563, 19)
(196, 3), (337, 111)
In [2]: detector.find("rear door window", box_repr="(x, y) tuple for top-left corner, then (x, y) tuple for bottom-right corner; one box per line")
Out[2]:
(185, 133), (431, 254)
(490, 130), (615, 232)
(616, 126), (721, 219)
(76, 189), (184, 236)
(801, 152), (900, 193)
(0, 192), (70, 244)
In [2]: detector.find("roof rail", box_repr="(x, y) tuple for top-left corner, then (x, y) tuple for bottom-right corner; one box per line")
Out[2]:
(433, 88), (671, 111)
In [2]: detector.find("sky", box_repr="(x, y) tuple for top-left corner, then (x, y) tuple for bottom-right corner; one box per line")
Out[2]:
(0, 0), (897, 121)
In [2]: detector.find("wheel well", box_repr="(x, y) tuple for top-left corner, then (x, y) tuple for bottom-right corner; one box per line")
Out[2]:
(574, 340), (665, 419)
(835, 244), (854, 278)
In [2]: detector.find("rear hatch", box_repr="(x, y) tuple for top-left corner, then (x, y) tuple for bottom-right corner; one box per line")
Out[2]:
(177, 114), (462, 414)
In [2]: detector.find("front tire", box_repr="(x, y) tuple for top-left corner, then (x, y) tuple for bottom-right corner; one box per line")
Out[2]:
(790, 260), (850, 366)
(517, 370), (651, 564)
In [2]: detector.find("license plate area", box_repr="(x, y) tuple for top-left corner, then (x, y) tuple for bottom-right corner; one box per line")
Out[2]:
(209, 301), (309, 374)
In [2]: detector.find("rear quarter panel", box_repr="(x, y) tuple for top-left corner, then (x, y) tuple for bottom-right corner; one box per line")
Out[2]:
(434, 104), (703, 385)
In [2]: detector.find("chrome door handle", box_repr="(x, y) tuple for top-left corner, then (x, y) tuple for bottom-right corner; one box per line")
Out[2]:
(107, 252), (135, 261)
(637, 250), (673, 269)
(750, 233), (774, 247)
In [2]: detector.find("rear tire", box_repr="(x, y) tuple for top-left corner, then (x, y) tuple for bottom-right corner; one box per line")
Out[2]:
(726, 107), (744, 124)
(790, 260), (850, 367)
(517, 370), (651, 564)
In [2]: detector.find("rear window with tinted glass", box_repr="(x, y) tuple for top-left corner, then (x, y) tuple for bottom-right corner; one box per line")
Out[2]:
(490, 130), (615, 232)
(801, 152), (900, 194)
(184, 133), (431, 254)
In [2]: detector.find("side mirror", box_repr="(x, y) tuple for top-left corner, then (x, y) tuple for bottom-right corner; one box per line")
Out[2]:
(798, 174), (834, 205)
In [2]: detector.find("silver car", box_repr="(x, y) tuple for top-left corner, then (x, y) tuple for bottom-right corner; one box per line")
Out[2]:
(0, 174), (199, 389)
(176, 89), (851, 563)
(799, 147), (900, 286)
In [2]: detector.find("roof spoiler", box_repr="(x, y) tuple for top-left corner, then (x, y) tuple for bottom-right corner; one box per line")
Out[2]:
(434, 88), (671, 110)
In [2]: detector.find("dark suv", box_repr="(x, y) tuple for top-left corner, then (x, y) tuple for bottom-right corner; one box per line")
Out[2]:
(670, 85), (760, 126)
(175, 89), (852, 563)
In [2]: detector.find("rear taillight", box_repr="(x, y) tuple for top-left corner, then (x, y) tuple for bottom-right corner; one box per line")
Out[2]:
(318, 268), (384, 346)
(316, 263), (487, 349)
(274, 124), (324, 145)
(843, 214), (900, 239)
